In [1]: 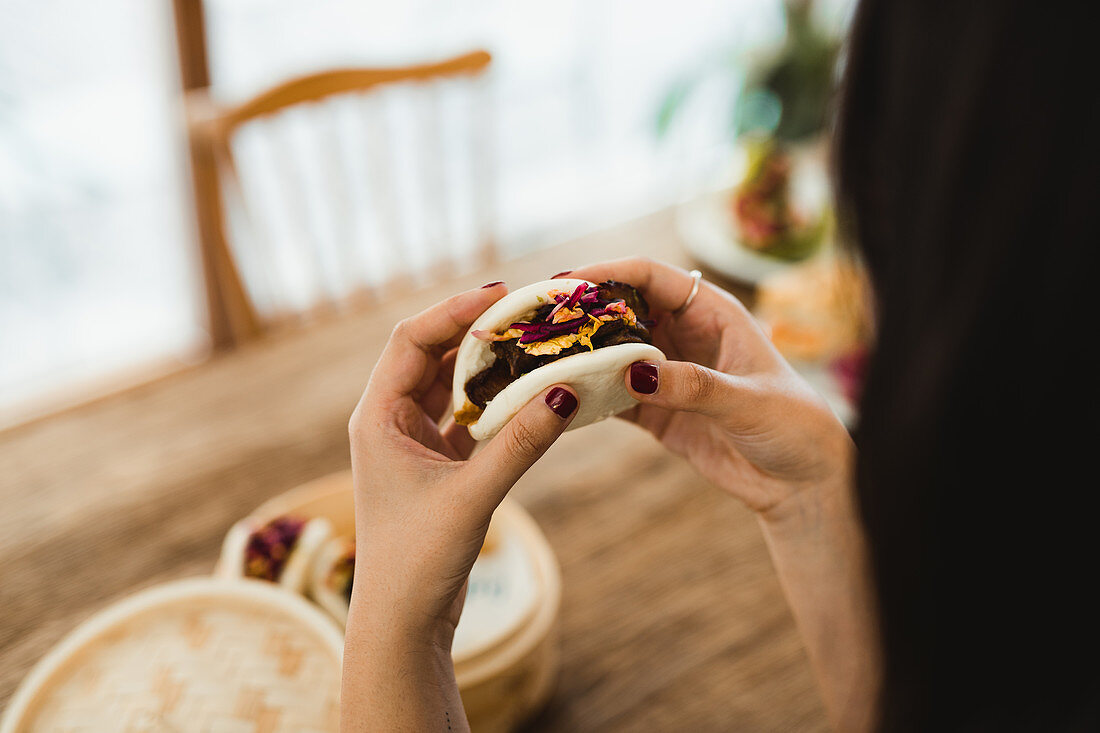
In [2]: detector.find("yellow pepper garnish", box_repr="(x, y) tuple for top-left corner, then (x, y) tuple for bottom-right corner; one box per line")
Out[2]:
(521, 315), (604, 355)
(553, 306), (585, 323)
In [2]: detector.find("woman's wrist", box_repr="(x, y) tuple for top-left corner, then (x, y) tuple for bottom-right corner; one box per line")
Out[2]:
(757, 428), (856, 535)
(352, 594), (457, 650)
(349, 562), (459, 654)
(343, 601), (465, 731)
(758, 470), (855, 546)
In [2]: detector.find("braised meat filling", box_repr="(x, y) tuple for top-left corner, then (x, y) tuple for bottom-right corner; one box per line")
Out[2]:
(244, 516), (305, 582)
(461, 281), (653, 418)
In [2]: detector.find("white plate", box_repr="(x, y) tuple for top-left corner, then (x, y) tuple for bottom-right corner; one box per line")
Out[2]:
(677, 141), (832, 284)
(677, 190), (802, 285)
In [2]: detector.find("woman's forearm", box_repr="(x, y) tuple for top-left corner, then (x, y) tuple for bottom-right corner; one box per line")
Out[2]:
(341, 618), (467, 731)
(341, 598), (468, 732)
(759, 462), (881, 732)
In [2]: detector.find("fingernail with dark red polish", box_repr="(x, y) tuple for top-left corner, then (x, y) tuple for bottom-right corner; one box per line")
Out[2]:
(481, 280), (504, 289)
(545, 387), (577, 418)
(551, 270), (572, 278)
(629, 361), (658, 394)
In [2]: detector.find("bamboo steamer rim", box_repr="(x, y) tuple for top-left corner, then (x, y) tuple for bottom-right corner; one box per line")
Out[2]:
(0, 577), (344, 733)
(454, 497), (561, 689)
(247, 472), (358, 535)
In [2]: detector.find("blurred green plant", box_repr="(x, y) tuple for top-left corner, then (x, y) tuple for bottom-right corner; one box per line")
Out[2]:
(657, 0), (841, 143)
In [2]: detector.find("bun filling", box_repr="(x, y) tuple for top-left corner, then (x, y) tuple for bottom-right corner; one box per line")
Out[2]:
(326, 541), (355, 604)
(244, 516), (306, 582)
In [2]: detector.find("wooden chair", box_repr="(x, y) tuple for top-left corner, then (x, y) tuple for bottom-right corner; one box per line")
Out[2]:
(186, 50), (494, 346)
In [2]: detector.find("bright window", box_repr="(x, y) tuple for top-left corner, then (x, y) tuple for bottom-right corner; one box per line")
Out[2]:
(0, 0), (851, 419)
(1, 0), (203, 418)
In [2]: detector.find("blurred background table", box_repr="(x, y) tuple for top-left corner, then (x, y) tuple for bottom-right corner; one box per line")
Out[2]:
(0, 210), (827, 731)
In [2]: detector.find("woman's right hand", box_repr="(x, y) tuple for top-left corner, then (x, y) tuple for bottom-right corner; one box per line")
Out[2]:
(566, 259), (878, 732)
(565, 258), (853, 519)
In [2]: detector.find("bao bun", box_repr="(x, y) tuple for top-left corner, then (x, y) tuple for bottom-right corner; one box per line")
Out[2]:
(452, 279), (666, 441)
(309, 536), (353, 627)
(217, 516), (332, 593)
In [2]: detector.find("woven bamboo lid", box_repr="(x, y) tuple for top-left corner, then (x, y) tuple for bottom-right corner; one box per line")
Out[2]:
(1, 578), (343, 733)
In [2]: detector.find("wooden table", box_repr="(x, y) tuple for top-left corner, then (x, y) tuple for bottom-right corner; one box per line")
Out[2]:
(0, 210), (828, 731)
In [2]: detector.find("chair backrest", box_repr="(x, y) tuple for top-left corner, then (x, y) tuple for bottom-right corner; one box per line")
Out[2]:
(187, 50), (494, 340)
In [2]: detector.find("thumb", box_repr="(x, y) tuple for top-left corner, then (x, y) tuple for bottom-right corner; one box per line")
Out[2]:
(463, 385), (578, 504)
(625, 360), (758, 423)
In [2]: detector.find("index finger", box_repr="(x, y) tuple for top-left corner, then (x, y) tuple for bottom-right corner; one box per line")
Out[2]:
(568, 257), (753, 323)
(369, 283), (507, 401)
(566, 257), (702, 313)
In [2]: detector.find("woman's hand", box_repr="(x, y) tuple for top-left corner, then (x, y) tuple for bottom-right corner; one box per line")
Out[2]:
(566, 257), (852, 520)
(341, 282), (578, 732)
(566, 258), (878, 731)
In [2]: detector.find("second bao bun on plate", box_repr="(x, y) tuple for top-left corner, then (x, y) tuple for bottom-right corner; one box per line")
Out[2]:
(309, 536), (354, 627)
(452, 279), (666, 441)
(217, 516), (332, 593)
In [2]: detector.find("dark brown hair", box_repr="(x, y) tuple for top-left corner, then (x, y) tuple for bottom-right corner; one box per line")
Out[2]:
(835, 2), (1100, 729)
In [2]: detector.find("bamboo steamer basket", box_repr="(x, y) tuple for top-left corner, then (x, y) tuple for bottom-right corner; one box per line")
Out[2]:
(0, 578), (344, 733)
(2, 473), (560, 733)
(215, 471), (562, 732)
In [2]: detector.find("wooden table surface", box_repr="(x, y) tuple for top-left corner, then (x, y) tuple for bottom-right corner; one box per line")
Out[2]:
(0, 210), (828, 731)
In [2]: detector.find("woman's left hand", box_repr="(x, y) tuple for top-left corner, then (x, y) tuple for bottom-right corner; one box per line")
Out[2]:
(342, 282), (578, 731)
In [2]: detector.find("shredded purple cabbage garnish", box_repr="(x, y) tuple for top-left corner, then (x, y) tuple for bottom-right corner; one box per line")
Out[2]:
(564, 283), (587, 308)
(513, 316), (589, 343)
(469, 282), (652, 354)
(244, 516), (305, 582)
(495, 283), (647, 346)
